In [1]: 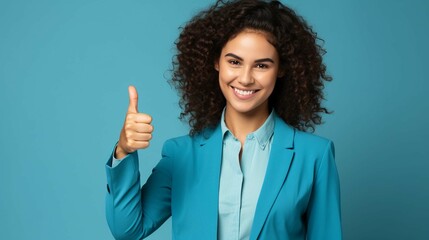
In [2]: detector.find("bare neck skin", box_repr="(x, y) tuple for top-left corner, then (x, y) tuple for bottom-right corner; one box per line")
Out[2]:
(224, 104), (270, 146)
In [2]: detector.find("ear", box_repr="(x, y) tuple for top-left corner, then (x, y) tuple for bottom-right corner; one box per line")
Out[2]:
(214, 60), (219, 71)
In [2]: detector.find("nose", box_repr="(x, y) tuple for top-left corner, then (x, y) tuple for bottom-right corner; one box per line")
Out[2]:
(238, 67), (254, 86)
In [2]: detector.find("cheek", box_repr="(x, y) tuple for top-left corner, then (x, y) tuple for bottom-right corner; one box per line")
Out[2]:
(268, 77), (277, 90)
(256, 72), (278, 89)
(218, 73), (230, 94)
(219, 68), (236, 84)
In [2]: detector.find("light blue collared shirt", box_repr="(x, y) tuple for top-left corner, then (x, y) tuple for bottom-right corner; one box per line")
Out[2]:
(218, 110), (275, 240)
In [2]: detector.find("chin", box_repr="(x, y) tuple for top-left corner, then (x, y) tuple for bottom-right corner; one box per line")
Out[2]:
(228, 101), (268, 116)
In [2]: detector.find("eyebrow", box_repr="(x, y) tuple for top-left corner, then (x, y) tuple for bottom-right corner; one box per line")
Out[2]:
(225, 53), (275, 63)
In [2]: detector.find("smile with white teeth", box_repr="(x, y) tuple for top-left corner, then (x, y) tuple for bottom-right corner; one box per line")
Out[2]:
(233, 87), (256, 96)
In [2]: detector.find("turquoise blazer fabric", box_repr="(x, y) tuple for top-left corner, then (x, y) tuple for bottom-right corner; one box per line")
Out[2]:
(105, 115), (342, 240)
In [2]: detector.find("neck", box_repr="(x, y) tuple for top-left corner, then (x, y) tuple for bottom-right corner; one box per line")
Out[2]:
(224, 106), (270, 145)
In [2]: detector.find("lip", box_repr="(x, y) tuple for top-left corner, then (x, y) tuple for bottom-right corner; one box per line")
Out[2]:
(231, 86), (259, 100)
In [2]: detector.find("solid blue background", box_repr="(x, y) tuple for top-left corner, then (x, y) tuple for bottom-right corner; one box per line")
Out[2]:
(0, 0), (428, 239)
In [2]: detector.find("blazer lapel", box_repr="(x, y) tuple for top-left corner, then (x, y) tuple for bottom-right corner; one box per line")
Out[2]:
(250, 116), (295, 240)
(197, 124), (223, 239)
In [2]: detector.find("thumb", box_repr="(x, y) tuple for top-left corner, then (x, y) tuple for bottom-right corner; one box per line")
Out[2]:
(128, 85), (139, 113)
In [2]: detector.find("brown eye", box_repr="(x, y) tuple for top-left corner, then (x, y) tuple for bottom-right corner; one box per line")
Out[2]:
(228, 60), (240, 65)
(256, 63), (268, 69)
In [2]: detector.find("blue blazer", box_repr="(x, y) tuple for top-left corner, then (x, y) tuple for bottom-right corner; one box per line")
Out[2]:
(105, 115), (342, 240)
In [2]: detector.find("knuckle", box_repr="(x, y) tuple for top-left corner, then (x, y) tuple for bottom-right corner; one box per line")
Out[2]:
(125, 131), (132, 139)
(143, 125), (152, 133)
(124, 123), (133, 130)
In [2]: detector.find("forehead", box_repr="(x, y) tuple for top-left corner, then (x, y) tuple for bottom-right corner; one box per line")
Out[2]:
(221, 30), (278, 58)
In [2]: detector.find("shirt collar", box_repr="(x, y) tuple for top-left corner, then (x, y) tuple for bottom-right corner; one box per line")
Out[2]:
(220, 108), (275, 150)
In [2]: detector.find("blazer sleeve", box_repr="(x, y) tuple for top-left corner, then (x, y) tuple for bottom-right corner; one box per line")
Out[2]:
(105, 141), (173, 240)
(306, 141), (343, 240)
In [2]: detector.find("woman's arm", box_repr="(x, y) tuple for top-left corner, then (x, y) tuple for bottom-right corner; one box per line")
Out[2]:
(105, 145), (172, 240)
(105, 86), (171, 239)
(306, 141), (342, 239)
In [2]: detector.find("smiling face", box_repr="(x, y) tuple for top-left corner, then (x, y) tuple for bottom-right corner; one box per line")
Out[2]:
(216, 30), (281, 119)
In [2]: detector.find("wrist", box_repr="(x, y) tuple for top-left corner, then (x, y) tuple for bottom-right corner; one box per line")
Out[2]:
(114, 144), (129, 159)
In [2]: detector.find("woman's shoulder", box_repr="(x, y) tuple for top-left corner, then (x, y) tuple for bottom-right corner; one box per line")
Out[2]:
(274, 114), (333, 150)
(294, 129), (332, 146)
(291, 128), (335, 161)
(162, 134), (193, 150)
(274, 117), (333, 159)
(162, 126), (219, 151)
(160, 126), (220, 162)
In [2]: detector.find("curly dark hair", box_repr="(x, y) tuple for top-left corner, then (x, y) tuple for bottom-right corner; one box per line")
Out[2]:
(171, 0), (332, 135)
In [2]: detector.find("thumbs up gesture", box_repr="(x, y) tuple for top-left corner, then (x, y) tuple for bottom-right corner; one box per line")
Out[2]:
(115, 86), (154, 159)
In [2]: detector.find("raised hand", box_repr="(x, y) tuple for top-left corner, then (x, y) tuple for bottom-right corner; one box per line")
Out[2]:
(115, 86), (153, 159)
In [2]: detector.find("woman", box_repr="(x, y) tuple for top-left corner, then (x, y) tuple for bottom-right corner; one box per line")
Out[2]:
(105, 0), (342, 239)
